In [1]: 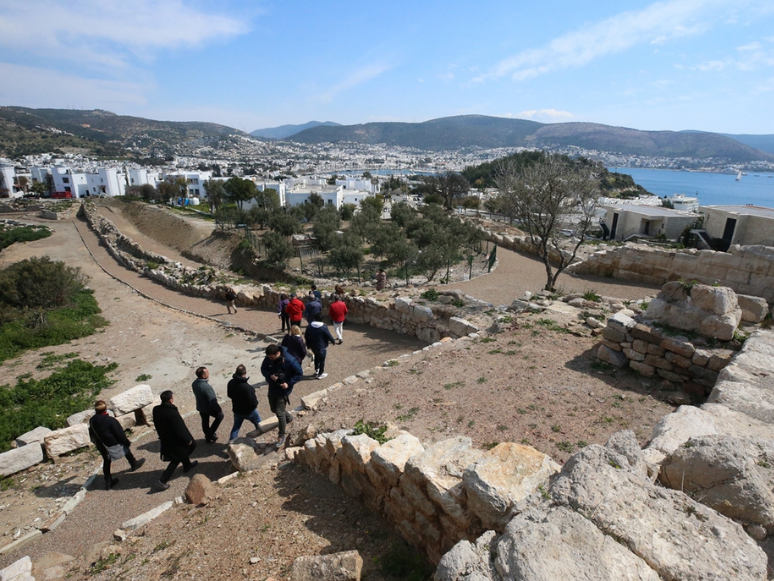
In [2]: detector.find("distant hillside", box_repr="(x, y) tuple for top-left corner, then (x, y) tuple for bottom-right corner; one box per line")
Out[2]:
(289, 115), (774, 163)
(722, 133), (774, 155)
(0, 106), (246, 158)
(251, 121), (341, 140)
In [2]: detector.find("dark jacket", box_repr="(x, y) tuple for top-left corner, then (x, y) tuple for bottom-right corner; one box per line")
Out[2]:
(285, 297), (305, 322)
(153, 402), (195, 462)
(303, 298), (322, 322)
(261, 346), (304, 398)
(227, 373), (258, 415)
(280, 334), (307, 364)
(89, 411), (129, 450)
(191, 378), (221, 415)
(278, 298), (290, 315)
(304, 321), (335, 354)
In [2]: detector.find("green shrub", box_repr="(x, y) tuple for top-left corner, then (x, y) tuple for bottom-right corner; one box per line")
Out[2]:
(582, 288), (601, 302)
(352, 419), (392, 445)
(420, 289), (439, 301)
(0, 226), (51, 251)
(0, 359), (118, 451)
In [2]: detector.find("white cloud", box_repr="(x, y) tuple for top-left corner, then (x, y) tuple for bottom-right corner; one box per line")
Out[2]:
(320, 63), (392, 102)
(476, 0), (761, 83)
(515, 109), (575, 121)
(437, 72), (455, 82)
(0, 62), (151, 108)
(0, 0), (249, 70)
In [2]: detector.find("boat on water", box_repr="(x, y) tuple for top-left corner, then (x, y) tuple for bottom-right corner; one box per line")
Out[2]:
(736, 171), (742, 181)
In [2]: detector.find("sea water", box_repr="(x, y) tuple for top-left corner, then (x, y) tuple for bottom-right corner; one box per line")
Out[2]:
(610, 167), (774, 208)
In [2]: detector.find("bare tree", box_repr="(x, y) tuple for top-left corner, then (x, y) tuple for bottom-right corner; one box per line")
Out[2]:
(425, 172), (470, 211)
(495, 154), (601, 291)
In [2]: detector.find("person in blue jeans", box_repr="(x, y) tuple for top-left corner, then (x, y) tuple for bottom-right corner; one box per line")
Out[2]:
(260, 344), (303, 448)
(226, 364), (261, 442)
(304, 313), (336, 380)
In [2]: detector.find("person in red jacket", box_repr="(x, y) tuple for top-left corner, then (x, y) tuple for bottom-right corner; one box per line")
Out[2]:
(328, 294), (348, 344)
(285, 292), (305, 327)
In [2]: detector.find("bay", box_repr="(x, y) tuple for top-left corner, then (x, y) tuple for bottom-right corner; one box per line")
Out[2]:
(610, 167), (774, 208)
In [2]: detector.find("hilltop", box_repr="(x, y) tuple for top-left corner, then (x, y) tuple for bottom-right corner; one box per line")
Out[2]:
(250, 120), (341, 139)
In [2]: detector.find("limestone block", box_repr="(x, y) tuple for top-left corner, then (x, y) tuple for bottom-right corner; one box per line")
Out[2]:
(462, 443), (560, 531)
(629, 361), (655, 377)
(448, 317), (477, 337)
(631, 339), (649, 354)
(629, 323), (665, 344)
(623, 348), (645, 362)
(646, 343), (666, 356)
(0, 556), (32, 581)
(642, 297), (672, 321)
(690, 285), (739, 316)
(599, 338), (621, 351)
(339, 434), (380, 474)
(664, 351), (692, 369)
(648, 406), (722, 462)
(738, 294), (769, 323)
(660, 435), (774, 528)
(602, 327), (626, 343)
(607, 312), (636, 333)
(66, 409), (96, 426)
(435, 530), (499, 581)
(43, 424), (90, 458)
(227, 439), (264, 472)
(660, 337), (695, 358)
(121, 501), (174, 531)
(323, 429), (352, 458)
(597, 345), (628, 368)
(643, 354), (672, 371)
(110, 384), (154, 415)
(412, 305), (434, 322)
(404, 437), (484, 530)
(0, 443), (44, 477)
(301, 390), (328, 410)
(692, 349), (711, 366)
(394, 296), (412, 313)
(491, 506), (661, 581)
(14, 426), (51, 447)
(368, 434), (424, 488)
(115, 413), (137, 431)
(699, 313), (739, 341)
(551, 445), (766, 581)
(291, 550), (363, 581)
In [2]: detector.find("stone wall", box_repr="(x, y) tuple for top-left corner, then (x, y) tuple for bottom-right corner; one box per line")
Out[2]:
(289, 432), (559, 565)
(567, 243), (774, 302)
(79, 203), (481, 342)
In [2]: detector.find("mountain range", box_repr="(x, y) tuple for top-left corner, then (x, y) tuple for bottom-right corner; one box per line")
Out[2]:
(1, 106), (773, 164)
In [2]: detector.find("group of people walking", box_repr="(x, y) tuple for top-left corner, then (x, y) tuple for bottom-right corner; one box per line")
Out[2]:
(89, 285), (351, 492)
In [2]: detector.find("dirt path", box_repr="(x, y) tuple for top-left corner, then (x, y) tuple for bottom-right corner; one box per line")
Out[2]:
(447, 245), (660, 305)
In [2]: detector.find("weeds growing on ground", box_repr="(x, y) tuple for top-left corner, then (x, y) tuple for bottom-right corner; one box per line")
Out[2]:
(352, 419), (392, 445)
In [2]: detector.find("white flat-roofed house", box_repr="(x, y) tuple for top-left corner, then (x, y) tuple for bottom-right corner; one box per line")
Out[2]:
(85, 167), (125, 197)
(669, 194), (700, 212)
(0, 165), (22, 198)
(127, 168), (160, 188)
(335, 177), (379, 194)
(602, 204), (698, 242)
(701, 205), (774, 248)
(286, 184), (343, 209)
(163, 171), (212, 199)
(52, 166), (88, 197)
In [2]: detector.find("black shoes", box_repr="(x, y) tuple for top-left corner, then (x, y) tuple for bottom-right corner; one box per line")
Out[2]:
(105, 477), (119, 490)
(183, 460), (199, 473)
(206, 434), (219, 444)
(153, 480), (170, 491)
(129, 458), (146, 472)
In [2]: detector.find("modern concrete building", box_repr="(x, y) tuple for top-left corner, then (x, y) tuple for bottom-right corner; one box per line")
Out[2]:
(701, 205), (774, 248)
(601, 204), (698, 242)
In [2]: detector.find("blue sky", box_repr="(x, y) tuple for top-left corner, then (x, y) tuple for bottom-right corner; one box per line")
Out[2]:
(1, 0), (774, 134)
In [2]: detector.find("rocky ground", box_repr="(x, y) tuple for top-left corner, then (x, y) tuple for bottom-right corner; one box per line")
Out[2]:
(0, 203), (672, 580)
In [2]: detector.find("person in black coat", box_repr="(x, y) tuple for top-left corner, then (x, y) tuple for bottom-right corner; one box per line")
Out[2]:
(280, 325), (307, 367)
(152, 390), (198, 490)
(226, 364), (261, 442)
(260, 344), (303, 447)
(89, 400), (145, 490)
(304, 313), (336, 380)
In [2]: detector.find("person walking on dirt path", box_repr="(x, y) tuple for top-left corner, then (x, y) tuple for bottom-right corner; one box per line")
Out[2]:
(278, 293), (290, 333)
(304, 313), (336, 380)
(225, 286), (238, 314)
(328, 294), (348, 344)
(310, 284), (322, 301)
(192, 366), (224, 443)
(227, 364), (261, 442)
(285, 292), (305, 328)
(281, 325), (307, 368)
(303, 292), (322, 325)
(260, 344), (303, 448)
(89, 400), (145, 490)
(375, 268), (387, 291)
(152, 391), (198, 491)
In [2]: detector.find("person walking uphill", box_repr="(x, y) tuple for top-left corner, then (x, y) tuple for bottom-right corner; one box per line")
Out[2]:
(304, 313), (336, 380)
(260, 344), (303, 448)
(89, 400), (145, 490)
(227, 364), (261, 442)
(225, 287), (237, 314)
(281, 325), (307, 367)
(192, 366), (224, 443)
(285, 292), (305, 328)
(277, 293), (290, 333)
(328, 294), (348, 344)
(303, 292), (322, 325)
(152, 391), (197, 491)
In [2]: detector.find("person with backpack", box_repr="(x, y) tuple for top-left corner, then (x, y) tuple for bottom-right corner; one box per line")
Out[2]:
(225, 287), (237, 314)
(303, 292), (322, 325)
(191, 366), (224, 443)
(89, 400), (145, 490)
(277, 293), (290, 333)
(304, 313), (336, 380)
(328, 294), (348, 344)
(260, 344), (303, 448)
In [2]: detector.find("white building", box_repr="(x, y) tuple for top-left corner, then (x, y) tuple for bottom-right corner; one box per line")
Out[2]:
(0, 165), (22, 198)
(52, 166), (88, 197)
(164, 171), (212, 198)
(668, 194), (700, 212)
(127, 168), (160, 189)
(85, 168), (125, 197)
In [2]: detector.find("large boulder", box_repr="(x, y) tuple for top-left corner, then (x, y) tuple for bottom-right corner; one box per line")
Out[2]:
(14, 426), (51, 448)
(109, 385), (154, 415)
(433, 530), (499, 581)
(185, 474), (218, 506)
(0, 444), (44, 477)
(462, 443), (560, 531)
(291, 550), (363, 581)
(551, 444), (766, 580)
(367, 433), (424, 489)
(43, 424), (90, 458)
(660, 435), (774, 529)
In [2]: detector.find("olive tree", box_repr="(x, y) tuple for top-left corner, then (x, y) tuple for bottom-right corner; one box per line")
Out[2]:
(495, 154), (601, 291)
